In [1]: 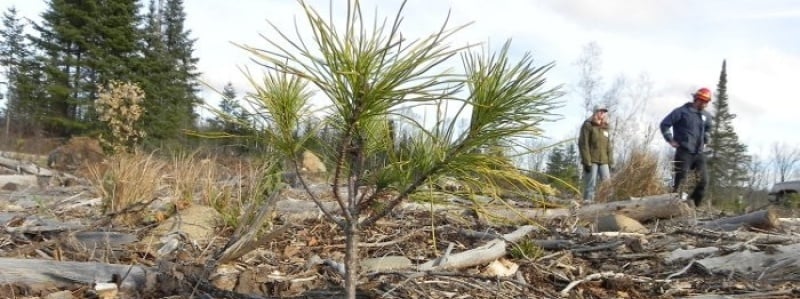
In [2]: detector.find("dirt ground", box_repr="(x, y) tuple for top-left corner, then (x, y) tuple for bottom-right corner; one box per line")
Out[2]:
(1, 145), (800, 298)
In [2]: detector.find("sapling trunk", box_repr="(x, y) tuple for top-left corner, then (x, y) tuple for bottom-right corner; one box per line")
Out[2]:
(343, 220), (360, 299)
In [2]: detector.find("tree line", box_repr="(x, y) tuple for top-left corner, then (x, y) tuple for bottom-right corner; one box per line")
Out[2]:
(0, 0), (199, 143)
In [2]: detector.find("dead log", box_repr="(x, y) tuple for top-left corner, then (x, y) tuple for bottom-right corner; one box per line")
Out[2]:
(702, 209), (779, 231)
(0, 258), (153, 291)
(478, 207), (570, 224)
(577, 193), (692, 222)
(417, 225), (536, 271)
(0, 174), (39, 189)
(0, 155), (54, 176)
(695, 243), (800, 281)
(663, 247), (720, 264)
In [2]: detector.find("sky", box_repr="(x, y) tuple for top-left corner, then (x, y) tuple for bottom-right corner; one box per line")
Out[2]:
(3, 0), (800, 159)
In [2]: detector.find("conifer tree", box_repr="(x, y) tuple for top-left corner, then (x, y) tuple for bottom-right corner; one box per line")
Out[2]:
(707, 60), (751, 205)
(545, 143), (580, 194)
(29, 0), (142, 136)
(0, 7), (29, 135)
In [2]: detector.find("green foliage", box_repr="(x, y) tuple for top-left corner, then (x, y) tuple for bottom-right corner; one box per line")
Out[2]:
(235, 1), (560, 297)
(545, 143), (580, 195)
(707, 60), (751, 207)
(510, 239), (544, 260)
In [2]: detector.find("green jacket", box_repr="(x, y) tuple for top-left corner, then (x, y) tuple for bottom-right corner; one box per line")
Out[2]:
(578, 118), (613, 167)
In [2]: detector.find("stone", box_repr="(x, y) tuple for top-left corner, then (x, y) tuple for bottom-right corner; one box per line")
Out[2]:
(300, 150), (326, 174)
(595, 214), (648, 233)
(143, 205), (221, 248)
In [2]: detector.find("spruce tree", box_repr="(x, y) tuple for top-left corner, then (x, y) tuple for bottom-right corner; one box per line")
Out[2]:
(162, 0), (200, 136)
(707, 60), (751, 205)
(0, 7), (29, 136)
(29, 0), (142, 136)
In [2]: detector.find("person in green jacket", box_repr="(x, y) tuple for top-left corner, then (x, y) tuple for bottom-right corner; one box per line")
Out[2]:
(578, 104), (613, 202)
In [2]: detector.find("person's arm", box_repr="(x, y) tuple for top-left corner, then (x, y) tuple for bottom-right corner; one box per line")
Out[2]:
(660, 108), (680, 146)
(607, 133), (613, 167)
(703, 112), (713, 146)
(578, 123), (591, 168)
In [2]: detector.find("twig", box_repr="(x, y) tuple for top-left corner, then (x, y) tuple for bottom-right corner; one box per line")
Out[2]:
(666, 259), (696, 280)
(432, 242), (455, 267)
(570, 240), (624, 253)
(559, 272), (617, 296)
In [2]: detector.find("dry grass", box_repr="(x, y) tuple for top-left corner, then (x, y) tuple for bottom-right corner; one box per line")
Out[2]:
(595, 147), (668, 202)
(86, 151), (167, 226)
(85, 146), (282, 229)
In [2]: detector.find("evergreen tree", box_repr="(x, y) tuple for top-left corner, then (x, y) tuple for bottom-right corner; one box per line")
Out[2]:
(138, 0), (201, 140)
(29, 0), (142, 136)
(29, 0), (99, 135)
(0, 7), (29, 135)
(545, 143), (580, 194)
(707, 60), (751, 205)
(162, 0), (200, 134)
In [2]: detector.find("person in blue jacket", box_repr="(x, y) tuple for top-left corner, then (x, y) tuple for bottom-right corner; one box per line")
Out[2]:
(660, 87), (713, 207)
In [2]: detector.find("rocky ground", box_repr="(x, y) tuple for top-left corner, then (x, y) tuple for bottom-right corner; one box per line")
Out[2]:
(1, 149), (800, 299)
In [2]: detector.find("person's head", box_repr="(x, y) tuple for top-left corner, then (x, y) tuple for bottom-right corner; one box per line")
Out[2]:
(692, 87), (712, 110)
(592, 104), (608, 121)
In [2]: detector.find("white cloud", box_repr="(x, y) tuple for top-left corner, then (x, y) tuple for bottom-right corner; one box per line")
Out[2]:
(2, 0), (799, 151)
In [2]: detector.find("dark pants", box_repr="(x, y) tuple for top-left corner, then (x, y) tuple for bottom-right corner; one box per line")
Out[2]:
(672, 148), (708, 206)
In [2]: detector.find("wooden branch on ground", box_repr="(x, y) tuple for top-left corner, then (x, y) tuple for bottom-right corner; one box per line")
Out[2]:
(577, 193), (692, 222)
(416, 225), (537, 271)
(0, 175), (39, 188)
(695, 243), (800, 281)
(0, 258), (154, 292)
(0, 155), (54, 176)
(701, 209), (779, 231)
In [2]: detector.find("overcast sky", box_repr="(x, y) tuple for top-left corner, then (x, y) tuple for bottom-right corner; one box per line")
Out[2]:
(3, 0), (800, 158)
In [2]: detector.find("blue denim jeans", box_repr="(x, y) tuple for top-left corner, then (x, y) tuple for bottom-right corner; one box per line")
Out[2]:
(583, 163), (610, 201)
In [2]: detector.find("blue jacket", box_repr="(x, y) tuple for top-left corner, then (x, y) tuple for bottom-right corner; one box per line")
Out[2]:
(660, 102), (713, 154)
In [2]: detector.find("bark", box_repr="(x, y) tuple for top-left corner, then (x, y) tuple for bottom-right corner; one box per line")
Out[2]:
(0, 258), (153, 291)
(0, 155), (55, 176)
(417, 225), (537, 271)
(577, 193), (692, 222)
(695, 243), (800, 280)
(702, 209), (779, 231)
(344, 221), (359, 299)
(0, 174), (39, 188)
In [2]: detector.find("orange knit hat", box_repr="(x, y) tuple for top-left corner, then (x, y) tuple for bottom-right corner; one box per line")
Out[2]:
(693, 87), (712, 102)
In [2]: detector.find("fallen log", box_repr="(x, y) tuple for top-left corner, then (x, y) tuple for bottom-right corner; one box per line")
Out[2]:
(702, 209), (779, 231)
(577, 193), (692, 222)
(0, 258), (153, 292)
(0, 155), (54, 176)
(0, 174), (39, 189)
(695, 243), (800, 281)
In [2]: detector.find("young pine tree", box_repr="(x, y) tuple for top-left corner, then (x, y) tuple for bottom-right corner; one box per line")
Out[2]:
(228, 1), (561, 298)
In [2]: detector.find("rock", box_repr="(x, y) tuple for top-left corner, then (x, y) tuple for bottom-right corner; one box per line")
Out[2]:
(300, 150), (326, 174)
(212, 264), (241, 291)
(482, 258), (519, 277)
(2, 182), (18, 191)
(47, 137), (105, 173)
(360, 256), (413, 272)
(94, 282), (118, 299)
(44, 290), (75, 299)
(143, 205), (221, 248)
(595, 214), (648, 233)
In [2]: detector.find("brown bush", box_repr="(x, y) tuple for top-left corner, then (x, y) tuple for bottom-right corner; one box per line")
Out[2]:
(47, 137), (105, 175)
(595, 148), (668, 202)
